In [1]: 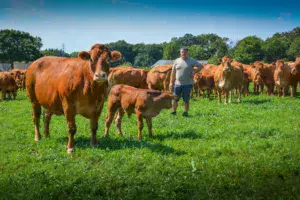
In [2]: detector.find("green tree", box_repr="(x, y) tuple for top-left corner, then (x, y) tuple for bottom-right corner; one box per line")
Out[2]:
(163, 42), (181, 59)
(287, 37), (300, 60)
(106, 40), (134, 63)
(41, 48), (69, 57)
(262, 37), (289, 62)
(134, 53), (156, 68)
(188, 45), (206, 60)
(233, 36), (264, 64)
(0, 29), (42, 69)
(69, 51), (79, 58)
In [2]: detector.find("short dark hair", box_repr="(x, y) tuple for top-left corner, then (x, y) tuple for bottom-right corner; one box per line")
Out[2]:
(180, 47), (188, 52)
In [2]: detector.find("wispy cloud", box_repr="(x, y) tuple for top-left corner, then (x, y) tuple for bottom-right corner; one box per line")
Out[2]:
(277, 12), (292, 21)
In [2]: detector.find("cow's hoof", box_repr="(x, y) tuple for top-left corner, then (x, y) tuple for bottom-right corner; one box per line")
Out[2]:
(90, 140), (99, 147)
(67, 148), (75, 153)
(237, 99), (241, 103)
(34, 136), (41, 142)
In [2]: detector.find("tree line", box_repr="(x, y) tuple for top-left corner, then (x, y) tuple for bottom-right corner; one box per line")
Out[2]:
(0, 27), (299, 69)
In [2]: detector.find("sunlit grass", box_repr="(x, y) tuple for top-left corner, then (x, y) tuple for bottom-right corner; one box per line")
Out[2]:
(0, 89), (299, 199)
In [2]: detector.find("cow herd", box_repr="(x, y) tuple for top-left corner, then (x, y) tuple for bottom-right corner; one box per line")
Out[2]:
(0, 43), (299, 153)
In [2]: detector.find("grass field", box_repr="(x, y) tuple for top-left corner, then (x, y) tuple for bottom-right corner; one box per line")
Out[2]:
(0, 89), (299, 200)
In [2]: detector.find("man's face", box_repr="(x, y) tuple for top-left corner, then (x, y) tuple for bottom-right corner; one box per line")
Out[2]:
(180, 49), (188, 59)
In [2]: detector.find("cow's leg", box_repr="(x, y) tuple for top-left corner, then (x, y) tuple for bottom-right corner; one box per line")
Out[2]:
(145, 117), (153, 137)
(32, 103), (42, 142)
(136, 111), (144, 140)
(224, 91), (229, 104)
(115, 109), (125, 136)
(291, 85), (296, 97)
(229, 90), (232, 104)
(44, 109), (52, 137)
(237, 86), (242, 103)
(12, 90), (17, 100)
(7, 91), (11, 100)
(63, 103), (76, 153)
(90, 116), (99, 146)
(217, 89), (222, 104)
(207, 89), (211, 99)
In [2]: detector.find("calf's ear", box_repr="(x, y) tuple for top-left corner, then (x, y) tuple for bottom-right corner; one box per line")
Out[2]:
(78, 51), (91, 60)
(110, 51), (122, 62)
(217, 58), (222, 63)
(171, 94), (178, 100)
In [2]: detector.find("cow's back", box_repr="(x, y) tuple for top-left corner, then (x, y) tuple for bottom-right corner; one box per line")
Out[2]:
(26, 56), (88, 114)
(146, 65), (172, 90)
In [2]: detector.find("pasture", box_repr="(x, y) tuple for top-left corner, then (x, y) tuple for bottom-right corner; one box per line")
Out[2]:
(0, 90), (299, 199)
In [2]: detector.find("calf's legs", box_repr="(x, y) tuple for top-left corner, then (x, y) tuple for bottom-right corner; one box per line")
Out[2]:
(44, 109), (52, 137)
(145, 117), (153, 137)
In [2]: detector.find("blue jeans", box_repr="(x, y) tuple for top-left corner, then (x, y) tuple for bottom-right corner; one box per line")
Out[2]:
(173, 84), (193, 103)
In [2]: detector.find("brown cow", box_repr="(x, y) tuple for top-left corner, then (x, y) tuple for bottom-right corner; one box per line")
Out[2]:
(253, 61), (275, 95)
(274, 60), (292, 97)
(232, 60), (251, 96)
(146, 65), (172, 92)
(26, 44), (122, 153)
(108, 67), (148, 91)
(214, 56), (244, 104)
(104, 84), (177, 140)
(290, 60), (300, 97)
(0, 72), (18, 100)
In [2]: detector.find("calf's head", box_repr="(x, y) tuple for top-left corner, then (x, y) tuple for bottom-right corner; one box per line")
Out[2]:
(153, 93), (178, 109)
(78, 44), (122, 82)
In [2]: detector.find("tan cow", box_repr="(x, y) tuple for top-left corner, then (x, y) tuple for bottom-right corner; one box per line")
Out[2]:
(146, 65), (173, 92)
(108, 67), (148, 91)
(214, 56), (244, 104)
(26, 44), (122, 153)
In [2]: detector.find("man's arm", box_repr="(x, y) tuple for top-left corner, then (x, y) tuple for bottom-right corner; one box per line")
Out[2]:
(191, 60), (204, 76)
(169, 69), (176, 92)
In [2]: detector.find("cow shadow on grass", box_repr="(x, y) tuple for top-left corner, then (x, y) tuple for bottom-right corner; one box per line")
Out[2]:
(153, 130), (205, 141)
(242, 99), (271, 105)
(56, 136), (186, 155)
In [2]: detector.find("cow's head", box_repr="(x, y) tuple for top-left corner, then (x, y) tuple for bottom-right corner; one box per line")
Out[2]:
(252, 61), (265, 84)
(218, 56), (234, 77)
(78, 44), (122, 82)
(275, 60), (285, 71)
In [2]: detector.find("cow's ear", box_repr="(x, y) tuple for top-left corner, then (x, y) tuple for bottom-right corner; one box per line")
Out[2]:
(217, 58), (222, 63)
(171, 94), (178, 101)
(10, 72), (14, 76)
(110, 51), (122, 62)
(78, 51), (91, 60)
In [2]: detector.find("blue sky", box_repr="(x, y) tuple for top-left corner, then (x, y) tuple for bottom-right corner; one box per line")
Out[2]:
(0, 0), (299, 53)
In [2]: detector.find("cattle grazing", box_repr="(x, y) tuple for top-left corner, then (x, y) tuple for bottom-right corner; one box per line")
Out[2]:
(253, 61), (275, 95)
(0, 72), (18, 100)
(104, 84), (177, 140)
(214, 56), (244, 104)
(108, 67), (148, 91)
(146, 65), (173, 92)
(26, 44), (122, 153)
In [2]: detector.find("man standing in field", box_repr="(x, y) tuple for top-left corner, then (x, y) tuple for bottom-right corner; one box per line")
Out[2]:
(169, 47), (203, 116)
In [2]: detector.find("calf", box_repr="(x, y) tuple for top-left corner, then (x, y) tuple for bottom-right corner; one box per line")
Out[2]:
(105, 84), (177, 140)
(214, 56), (244, 104)
(192, 68), (215, 99)
(290, 60), (300, 97)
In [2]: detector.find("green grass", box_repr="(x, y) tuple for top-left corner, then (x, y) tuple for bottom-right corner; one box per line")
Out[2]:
(0, 89), (300, 200)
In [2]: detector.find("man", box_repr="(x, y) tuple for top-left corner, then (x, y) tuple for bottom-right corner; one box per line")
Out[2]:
(169, 47), (204, 116)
